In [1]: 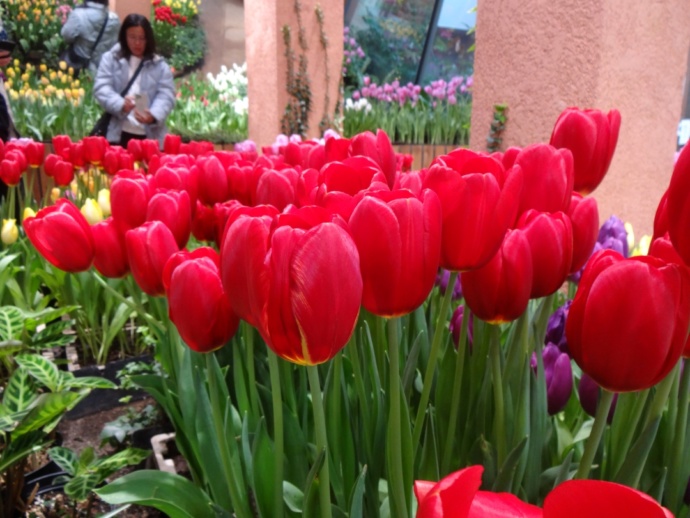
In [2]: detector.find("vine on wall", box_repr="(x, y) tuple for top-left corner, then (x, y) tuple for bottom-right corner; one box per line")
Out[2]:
(281, 0), (312, 137)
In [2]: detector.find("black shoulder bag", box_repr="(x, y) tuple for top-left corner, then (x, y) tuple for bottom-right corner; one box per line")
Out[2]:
(60, 8), (109, 76)
(89, 60), (145, 139)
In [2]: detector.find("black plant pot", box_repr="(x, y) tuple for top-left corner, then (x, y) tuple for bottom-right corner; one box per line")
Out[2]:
(20, 460), (68, 502)
(66, 355), (153, 420)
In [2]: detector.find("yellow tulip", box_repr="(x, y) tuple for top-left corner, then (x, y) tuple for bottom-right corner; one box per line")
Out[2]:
(97, 189), (111, 217)
(59, 61), (67, 71)
(81, 199), (104, 225)
(49, 71), (56, 80)
(39, 63), (47, 73)
(50, 188), (61, 203)
(1, 219), (18, 246)
(20, 73), (29, 82)
(22, 207), (36, 221)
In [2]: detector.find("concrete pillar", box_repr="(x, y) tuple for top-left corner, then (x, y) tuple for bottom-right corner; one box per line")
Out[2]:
(111, 0), (150, 20)
(245, 0), (343, 147)
(470, 0), (690, 237)
(199, 0), (245, 76)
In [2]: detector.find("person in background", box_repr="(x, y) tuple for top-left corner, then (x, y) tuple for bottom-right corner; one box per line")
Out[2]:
(0, 38), (18, 142)
(94, 14), (175, 148)
(61, 0), (120, 74)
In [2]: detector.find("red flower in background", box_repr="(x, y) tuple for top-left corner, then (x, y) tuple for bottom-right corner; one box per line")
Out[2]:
(125, 221), (179, 296)
(423, 149), (522, 271)
(91, 217), (129, 278)
(146, 190), (192, 249)
(567, 192), (599, 273)
(110, 170), (151, 233)
(349, 189), (442, 317)
(665, 143), (690, 266)
(24, 199), (95, 273)
(550, 107), (621, 195)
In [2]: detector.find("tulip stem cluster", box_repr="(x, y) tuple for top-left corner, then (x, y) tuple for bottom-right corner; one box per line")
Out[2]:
(307, 365), (332, 518)
(490, 324), (508, 467)
(267, 350), (285, 518)
(412, 271), (458, 453)
(575, 389), (616, 479)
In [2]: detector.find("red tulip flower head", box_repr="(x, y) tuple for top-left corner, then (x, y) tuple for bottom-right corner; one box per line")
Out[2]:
(0, 158), (21, 186)
(52, 135), (72, 160)
(461, 228), (533, 324)
(543, 480), (673, 518)
(350, 129), (397, 188)
(566, 249), (690, 392)
(423, 149), (523, 271)
(25, 199), (95, 273)
(146, 189), (192, 248)
(513, 144), (573, 215)
(164, 134), (182, 155)
(82, 136), (108, 165)
(125, 221), (180, 296)
(549, 107), (621, 195)
(221, 206), (363, 365)
(91, 217), (129, 278)
(166, 248), (239, 353)
(567, 192), (599, 273)
(25, 141), (45, 168)
(349, 189), (442, 317)
(110, 170), (151, 233)
(666, 143), (690, 266)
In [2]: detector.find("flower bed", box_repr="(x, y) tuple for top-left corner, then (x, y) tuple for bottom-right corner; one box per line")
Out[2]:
(0, 104), (688, 517)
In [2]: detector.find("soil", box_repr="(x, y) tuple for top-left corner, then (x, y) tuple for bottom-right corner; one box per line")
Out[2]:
(20, 399), (164, 518)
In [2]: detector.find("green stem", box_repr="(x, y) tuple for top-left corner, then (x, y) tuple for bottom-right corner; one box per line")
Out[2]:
(667, 359), (690, 511)
(307, 365), (332, 518)
(243, 323), (259, 417)
(609, 389), (649, 478)
(575, 389), (616, 479)
(387, 317), (409, 517)
(268, 350), (285, 518)
(441, 304), (468, 474)
(412, 271), (457, 454)
(206, 353), (252, 518)
(490, 324), (507, 467)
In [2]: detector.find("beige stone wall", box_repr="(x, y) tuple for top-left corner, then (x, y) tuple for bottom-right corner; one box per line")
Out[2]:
(470, 0), (690, 237)
(111, 0), (150, 20)
(245, 0), (343, 146)
(199, 0), (246, 76)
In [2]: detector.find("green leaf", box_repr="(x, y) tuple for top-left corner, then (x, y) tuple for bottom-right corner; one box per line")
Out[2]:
(92, 448), (150, 477)
(49, 446), (78, 476)
(3, 367), (37, 412)
(65, 473), (101, 501)
(15, 353), (61, 392)
(348, 465), (367, 518)
(64, 376), (117, 390)
(0, 305), (25, 341)
(302, 448), (326, 518)
(95, 505), (131, 518)
(95, 470), (217, 518)
(13, 392), (81, 437)
(492, 436), (528, 492)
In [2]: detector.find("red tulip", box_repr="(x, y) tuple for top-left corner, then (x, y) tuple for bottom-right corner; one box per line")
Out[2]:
(566, 249), (690, 392)
(24, 199), (95, 273)
(666, 143), (690, 266)
(221, 206), (362, 365)
(513, 144), (573, 215)
(549, 107), (621, 195)
(349, 189), (442, 317)
(125, 221), (179, 296)
(461, 229), (533, 323)
(69, 142), (85, 168)
(227, 164), (258, 206)
(111, 170), (151, 233)
(25, 141), (45, 168)
(543, 480), (672, 518)
(653, 189), (669, 241)
(164, 134), (182, 155)
(423, 149), (523, 271)
(5, 150), (27, 173)
(53, 160), (75, 187)
(102, 148), (121, 176)
(196, 155), (230, 206)
(255, 168), (299, 211)
(141, 139), (161, 163)
(91, 217), (129, 278)
(43, 154), (60, 177)
(151, 164), (198, 207)
(83, 136), (108, 165)
(567, 193), (599, 273)
(191, 200), (218, 243)
(167, 252), (239, 352)
(350, 130), (397, 188)
(215, 202), (279, 249)
(52, 135), (72, 160)
(127, 139), (144, 162)
(162, 246), (219, 293)
(0, 159), (21, 185)
(325, 136), (351, 163)
(415, 466), (542, 518)
(517, 210), (573, 298)
(146, 190), (192, 248)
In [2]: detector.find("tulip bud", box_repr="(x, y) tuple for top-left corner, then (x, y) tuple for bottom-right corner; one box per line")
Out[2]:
(544, 300), (571, 354)
(578, 372), (617, 423)
(531, 344), (573, 415)
(81, 198), (103, 225)
(1, 219), (18, 245)
(98, 189), (111, 217)
(50, 187), (61, 203)
(449, 305), (474, 351)
(436, 268), (463, 300)
(22, 207), (36, 222)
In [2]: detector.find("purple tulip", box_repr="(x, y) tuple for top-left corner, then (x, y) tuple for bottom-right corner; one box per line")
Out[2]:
(545, 300), (572, 354)
(597, 215), (629, 258)
(436, 268), (463, 300)
(449, 305), (473, 352)
(531, 344), (573, 415)
(578, 372), (618, 423)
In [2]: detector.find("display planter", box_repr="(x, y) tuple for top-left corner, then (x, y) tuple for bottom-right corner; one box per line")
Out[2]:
(393, 143), (453, 170)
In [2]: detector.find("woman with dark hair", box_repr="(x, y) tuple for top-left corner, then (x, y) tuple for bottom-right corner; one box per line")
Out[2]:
(61, 0), (120, 74)
(93, 14), (175, 147)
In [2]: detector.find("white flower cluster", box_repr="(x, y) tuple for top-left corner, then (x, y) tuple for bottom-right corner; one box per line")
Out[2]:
(345, 97), (372, 113)
(207, 63), (248, 103)
(232, 97), (249, 116)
